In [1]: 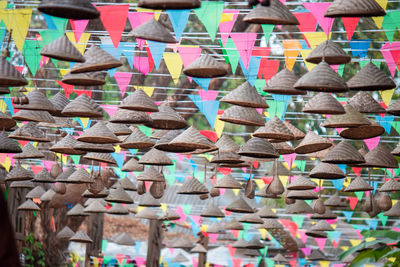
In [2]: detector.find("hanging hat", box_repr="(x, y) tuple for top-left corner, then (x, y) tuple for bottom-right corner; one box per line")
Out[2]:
(13, 143), (44, 159)
(232, 239), (249, 249)
(322, 140), (365, 164)
(110, 108), (152, 125)
(347, 62), (396, 91)
(210, 151), (243, 165)
(246, 237), (265, 250)
(305, 229), (327, 238)
(263, 68), (305, 95)
(294, 61), (348, 93)
(287, 189), (318, 200)
(272, 254), (290, 263)
(33, 169), (55, 183)
(380, 178), (400, 192)
(77, 121), (119, 144)
(160, 209), (180, 221)
(0, 87), (9, 94)
(286, 200), (313, 214)
(200, 203), (225, 218)
(171, 238), (194, 249)
(49, 91), (70, 117)
(138, 0), (200, 9)
(220, 82), (268, 108)
(283, 120), (305, 140)
(135, 207), (159, 219)
(56, 226), (75, 240)
(66, 204), (88, 216)
(303, 93), (345, 115)
(9, 180), (34, 189)
(384, 201), (400, 217)
(154, 130), (188, 152)
(37, 117), (74, 129)
(138, 148), (173, 166)
(348, 91), (386, 114)
(40, 35), (85, 62)
(361, 144), (398, 168)
(13, 110), (55, 124)
(137, 167), (165, 182)
(147, 103), (187, 130)
(168, 126), (214, 151)
(0, 56), (28, 87)
(106, 123), (131, 137)
(340, 120), (385, 140)
(108, 203), (129, 215)
(256, 206), (278, 218)
(238, 137), (279, 159)
(272, 142), (294, 155)
(224, 218), (244, 230)
(150, 130), (168, 140)
(128, 18), (177, 43)
(113, 178), (136, 191)
(214, 134), (240, 152)
(119, 90), (158, 112)
(84, 153), (117, 165)
(55, 167), (76, 182)
(261, 219), (283, 230)
(62, 94), (104, 118)
(15, 90), (55, 112)
(177, 178), (209, 195)
(84, 198), (107, 207)
(70, 230), (92, 243)
(324, 192), (347, 208)
(287, 176), (316, 190)
(121, 157), (144, 172)
(239, 213), (263, 224)
(226, 196), (254, 213)
(26, 186), (46, 199)
(62, 71), (106, 86)
(306, 40), (351, 65)
(82, 188), (109, 198)
(18, 199), (40, 211)
(308, 250), (326, 261)
(113, 233), (135, 246)
(66, 168), (92, 183)
(120, 126), (154, 149)
(191, 244), (207, 254)
(294, 131), (332, 154)
(309, 162), (345, 179)
(344, 176), (374, 192)
(50, 135), (86, 155)
(253, 116), (294, 141)
(83, 199), (107, 213)
(310, 220), (334, 232)
(105, 185), (134, 204)
(324, 0), (386, 17)
(214, 174), (242, 189)
(206, 222), (226, 234)
(387, 100), (400, 116)
(5, 164), (34, 182)
(310, 208), (337, 220)
(243, 0), (299, 25)
(321, 104), (371, 128)
(138, 193), (161, 207)
(70, 45), (122, 73)
(183, 53), (228, 78)
(0, 112), (16, 130)
(220, 105), (265, 126)
(38, 0), (100, 20)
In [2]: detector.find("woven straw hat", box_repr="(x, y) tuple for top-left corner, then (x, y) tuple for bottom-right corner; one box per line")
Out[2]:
(138, 0), (200, 9)
(148, 103), (187, 130)
(344, 177), (373, 192)
(135, 207), (159, 220)
(38, 0), (99, 20)
(287, 176), (316, 190)
(324, 192), (347, 208)
(263, 68), (305, 95)
(128, 18), (176, 43)
(322, 140), (365, 164)
(171, 238), (194, 249)
(232, 239), (249, 249)
(40, 35), (85, 62)
(137, 167), (165, 182)
(0, 112), (16, 130)
(15, 90), (55, 112)
(108, 203), (129, 215)
(206, 223), (226, 234)
(62, 71), (106, 86)
(84, 198), (107, 208)
(113, 178), (136, 191)
(83, 199), (107, 213)
(13, 110), (55, 124)
(324, 0), (386, 17)
(221, 82), (268, 108)
(294, 61), (348, 93)
(214, 134), (240, 152)
(238, 137), (279, 159)
(183, 54), (228, 78)
(105, 185), (134, 204)
(84, 153), (117, 165)
(310, 220), (334, 232)
(150, 130), (168, 140)
(272, 254), (290, 263)
(210, 151), (243, 164)
(56, 226), (75, 240)
(114, 233), (135, 246)
(18, 199), (40, 211)
(0, 56), (28, 87)
(246, 237), (265, 249)
(120, 126), (154, 149)
(55, 166), (76, 182)
(77, 121), (119, 144)
(48, 91), (70, 117)
(168, 126), (214, 151)
(70, 45), (122, 74)
(191, 244), (207, 254)
(272, 142), (294, 155)
(348, 91), (386, 114)
(303, 93), (345, 115)
(106, 123), (131, 136)
(239, 213), (263, 224)
(308, 250), (326, 261)
(380, 178), (400, 192)
(178, 178), (208, 195)
(160, 209), (180, 221)
(0, 87), (9, 94)
(138, 193), (161, 207)
(340, 120), (384, 140)
(310, 208), (337, 220)
(214, 174), (242, 189)
(243, 0), (299, 25)
(110, 108), (152, 125)
(321, 104), (370, 128)
(50, 135), (86, 155)
(9, 180), (34, 189)
(26, 186), (46, 199)
(287, 189), (318, 200)
(66, 168), (92, 183)
(138, 148), (173, 166)
(224, 218), (244, 230)
(256, 183), (281, 198)
(361, 144), (398, 168)
(226, 196), (254, 213)
(306, 40), (351, 65)
(13, 143), (44, 159)
(66, 204), (87, 217)
(154, 130), (190, 153)
(261, 219), (283, 230)
(387, 100), (400, 116)
(220, 105), (265, 126)
(283, 120), (305, 140)
(82, 188), (109, 198)
(384, 201), (400, 217)
(33, 169), (55, 183)
(294, 131), (332, 154)
(287, 200), (313, 214)
(309, 162), (345, 179)
(121, 157), (144, 172)
(62, 94), (104, 118)
(5, 164), (34, 182)
(305, 230), (327, 238)
(256, 206), (278, 218)
(200, 203), (225, 218)
(253, 116), (294, 141)
(119, 90), (158, 112)
(348, 62), (396, 91)
(70, 230), (92, 243)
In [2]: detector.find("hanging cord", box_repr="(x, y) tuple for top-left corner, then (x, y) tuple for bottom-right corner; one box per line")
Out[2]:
(1, 29), (12, 58)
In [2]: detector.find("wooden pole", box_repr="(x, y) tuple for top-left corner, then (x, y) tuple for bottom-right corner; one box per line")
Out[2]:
(197, 232), (209, 267)
(85, 213), (104, 267)
(146, 219), (163, 267)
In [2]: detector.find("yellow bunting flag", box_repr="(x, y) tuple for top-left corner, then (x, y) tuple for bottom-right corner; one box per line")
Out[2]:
(134, 85), (155, 97)
(303, 32), (329, 49)
(0, 100), (6, 112)
(254, 179), (264, 190)
(258, 229), (267, 239)
(220, 13), (234, 23)
(163, 52), (182, 85)
(319, 261), (330, 267)
(136, 8), (162, 20)
(379, 89), (394, 106)
(160, 203), (167, 212)
(282, 40), (301, 71)
(79, 117), (91, 129)
(59, 69), (70, 77)
(1, 9), (32, 52)
(65, 32), (91, 54)
(373, 0), (388, 28)
(279, 175), (288, 186)
(232, 189), (240, 196)
(137, 206), (145, 212)
(214, 116), (225, 138)
(1, 156), (10, 171)
(350, 239), (362, 246)
(300, 49), (317, 71)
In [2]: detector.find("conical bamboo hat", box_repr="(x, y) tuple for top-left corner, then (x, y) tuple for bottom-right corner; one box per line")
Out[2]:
(305, 230), (327, 238)
(169, 126), (214, 150)
(220, 82), (268, 108)
(215, 134), (240, 152)
(324, 192), (347, 208)
(108, 203), (129, 215)
(26, 186), (46, 199)
(77, 121), (119, 144)
(387, 100), (400, 116)
(0, 56), (28, 87)
(70, 45), (122, 74)
(308, 250), (326, 260)
(286, 200), (313, 214)
(294, 131), (332, 154)
(135, 207), (159, 219)
(49, 91), (70, 117)
(246, 237), (265, 249)
(15, 90), (55, 112)
(310, 207), (337, 220)
(67, 204), (88, 216)
(272, 254), (290, 263)
(84, 152), (117, 165)
(243, 0), (299, 25)
(226, 196), (254, 213)
(13, 143), (44, 159)
(121, 157), (144, 172)
(177, 178), (209, 195)
(272, 142), (294, 155)
(210, 151), (243, 164)
(159, 209), (180, 221)
(309, 162), (345, 180)
(113, 177), (137, 191)
(200, 203), (225, 218)
(340, 120), (384, 140)
(50, 135), (86, 155)
(287, 189), (318, 200)
(224, 218), (244, 230)
(62, 71), (106, 86)
(12, 110), (55, 124)
(154, 130), (191, 152)
(9, 180), (34, 189)
(322, 140), (365, 164)
(106, 123), (131, 137)
(5, 164), (34, 181)
(62, 94), (104, 118)
(284, 120), (305, 140)
(238, 213), (264, 224)
(191, 244), (207, 253)
(84, 198), (107, 208)
(294, 61), (348, 93)
(324, 0), (386, 17)
(287, 176), (316, 190)
(361, 144), (398, 168)
(347, 62), (396, 91)
(232, 239), (249, 248)
(238, 137), (279, 159)
(38, 0), (100, 20)
(321, 104), (371, 128)
(138, 193), (161, 207)
(380, 178), (400, 192)
(40, 35), (85, 62)
(105, 185), (134, 204)
(256, 206), (278, 218)
(33, 169), (55, 183)
(348, 91), (386, 114)
(344, 176), (373, 192)
(261, 219), (283, 230)
(206, 222), (226, 234)
(138, 0), (201, 9)
(253, 116), (294, 141)
(128, 18), (177, 43)
(137, 167), (165, 182)
(119, 89), (158, 112)
(148, 103), (187, 130)
(310, 220), (334, 232)
(303, 93), (345, 115)
(214, 174), (242, 189)
(66, 168), (92, 183)
(55, 167), (76, 182)
(70, 230), (93, 243)
(183, 53), (228, 78)
(0, 112), (16, 130)
(114, 233), (135, 246)
(264, 68), (305, 95)
(84, 199), (107, 213)
(110, 108), (152, 124)
(138, 148), (173, 166)
(220, 105), (265, 126)
(384, 201), (400, 217)
(171, 238), (194, 249)
(120, 126), (154, 149)
(306, 40), (351, 65)
(17, 199), (40, 211)
(56, 226), (75, 239)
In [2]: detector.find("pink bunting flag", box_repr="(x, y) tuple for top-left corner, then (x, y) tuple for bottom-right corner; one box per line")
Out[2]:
(199, 89), (218, 101)
(364, 136), (380, 150)
(218, 9), (239, 46)
(282, 153), (296, 168)
(380, 42), (400, 77)
(315, 238), (327, 251)
(114, 72), (132, 97)
(303, 3), (334, 36)
(70, 19), (89, 41)
(294, 12), (318, 32)
(230, 32), (257, 69)
(301, 247), (311, 256)
(192, 258), (198, 267)
(191, 215), (201, 225)
(209, 233), (218, 244)
(97, 5), (129, 48)
(342, 17), (360, 40)
(135, 257), (146, 267)
(30, 165), (43, 175)
(178, 46), (202, 82)
(42, 160), (54, 171)
(232, 259), (242, 267)
(100, 104), (118, 117)
(133, 56), (150, 75)
(298, 230), (308, 243)
(128, 12), (153, 29)
(174, 206), (187, 222)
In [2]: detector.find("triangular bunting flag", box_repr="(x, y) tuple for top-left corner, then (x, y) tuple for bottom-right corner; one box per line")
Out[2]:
(97, 5), (129, 48)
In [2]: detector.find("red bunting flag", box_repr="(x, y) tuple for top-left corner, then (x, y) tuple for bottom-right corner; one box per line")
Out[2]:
(97, 5), (129, 48)
(342, 17), (360, 40)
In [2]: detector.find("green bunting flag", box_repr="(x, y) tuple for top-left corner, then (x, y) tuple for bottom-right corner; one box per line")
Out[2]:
(194, 1), (224, 41)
